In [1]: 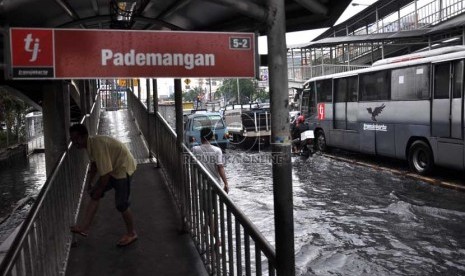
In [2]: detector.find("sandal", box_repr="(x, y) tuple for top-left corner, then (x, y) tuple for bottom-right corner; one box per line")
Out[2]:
(117, 233), (138, 247)
(70, 226), (88, 237)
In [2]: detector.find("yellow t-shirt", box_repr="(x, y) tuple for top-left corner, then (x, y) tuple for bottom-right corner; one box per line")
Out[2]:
(87, 136), (137, 179)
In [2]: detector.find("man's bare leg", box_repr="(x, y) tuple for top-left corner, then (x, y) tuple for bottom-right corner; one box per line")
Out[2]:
(117, 208), (137, 246)
(71, 199), (100, 234)
(121, 208), (136, 236)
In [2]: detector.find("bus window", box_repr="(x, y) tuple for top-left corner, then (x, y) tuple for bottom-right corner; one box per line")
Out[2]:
(360, 70), (390, 101)
(391, 65), (429, 100)
(348, 76), (358, 102)
(434, 63), (450, 99)
(334, 78), (347, 102)
(301, 90), (310, 117)
(333, 76), (358, 102)
(453, 60), (463, 99)
(316, 79), (332, 102)
(308, 82), (317, 118)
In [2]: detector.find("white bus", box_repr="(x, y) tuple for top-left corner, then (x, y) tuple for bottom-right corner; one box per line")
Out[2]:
(301, 46), (465, 175)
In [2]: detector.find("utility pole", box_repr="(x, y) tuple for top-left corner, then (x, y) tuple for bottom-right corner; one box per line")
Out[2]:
(267, 0), (295, 275)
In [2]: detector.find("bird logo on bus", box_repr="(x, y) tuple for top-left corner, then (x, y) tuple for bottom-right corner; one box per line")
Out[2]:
(366, 103), (385, 122)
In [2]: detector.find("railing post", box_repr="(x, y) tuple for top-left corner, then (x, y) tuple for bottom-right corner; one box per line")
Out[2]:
(152, 79), (160, 168)
(146, 78), (152, 158)
(78, 80), (88, 117)
(174, 78), (187, 232)
(266, 0), (295, 275)
(42, 81), (70, 177)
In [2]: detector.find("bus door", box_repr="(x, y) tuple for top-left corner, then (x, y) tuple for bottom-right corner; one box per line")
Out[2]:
(432, 60), (464, 168)
(333, 76), (358, 150)
(303, 82), (317, 122)
(334, 77), (348, 132)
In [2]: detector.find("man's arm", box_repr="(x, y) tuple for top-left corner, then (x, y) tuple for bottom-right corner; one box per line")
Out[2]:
(217, 165), (229, 193)
(86, 162), (98, 191)
(90, 173), (111, 199)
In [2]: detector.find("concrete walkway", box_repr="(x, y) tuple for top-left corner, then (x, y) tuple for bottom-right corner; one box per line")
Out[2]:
(66, 110), (207, 276)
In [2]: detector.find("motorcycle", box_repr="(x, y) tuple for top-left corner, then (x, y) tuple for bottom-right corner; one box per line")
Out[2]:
(292, 130), (315, 158)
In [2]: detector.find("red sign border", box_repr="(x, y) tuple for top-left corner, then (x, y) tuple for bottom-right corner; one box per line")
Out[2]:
(9, 28), (257, 80)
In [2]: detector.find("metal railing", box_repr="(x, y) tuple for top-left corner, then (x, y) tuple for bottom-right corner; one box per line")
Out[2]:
(340, 0), (465, 36)
(0, 95), (101, 276)
(288, 64), (370, 81)
(128, 91), (277, 275)
(290, 0), (465, 82)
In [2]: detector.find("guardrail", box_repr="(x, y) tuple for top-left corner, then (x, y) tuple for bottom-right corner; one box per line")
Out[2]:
(0, 95), (101, 276)
(127, 90), (277, 275)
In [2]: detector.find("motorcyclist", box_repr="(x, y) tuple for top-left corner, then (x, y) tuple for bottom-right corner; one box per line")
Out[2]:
(291, 115), (309, 153)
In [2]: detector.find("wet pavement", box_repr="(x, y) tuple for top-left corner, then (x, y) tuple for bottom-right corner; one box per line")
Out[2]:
(224, 148), (465, 276)
(66, 110), (207, 276)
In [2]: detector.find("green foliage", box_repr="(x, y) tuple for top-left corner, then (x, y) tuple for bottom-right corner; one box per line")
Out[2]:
(0, 88), (28, 148)
(216, 79), (269, 104)
(183, 86), (203, 102)
(165, 86), (204, 102)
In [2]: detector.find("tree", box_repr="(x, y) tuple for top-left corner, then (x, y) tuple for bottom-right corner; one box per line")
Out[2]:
(254, 87), (269, 102)
(183, 86), (203, 102)
(216, 79), (269, 104)
(0, 88), (27, 148)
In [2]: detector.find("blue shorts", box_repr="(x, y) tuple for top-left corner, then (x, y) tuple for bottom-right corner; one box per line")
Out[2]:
(89, 174), (132, 212)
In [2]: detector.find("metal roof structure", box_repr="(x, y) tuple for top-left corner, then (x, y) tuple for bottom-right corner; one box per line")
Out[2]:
(288, 0), (465, 49)
(0, 0), (351, 69)
(291, 13), (465, 49)
(0, 0), (352, 112)
(0, 0), (349, 32)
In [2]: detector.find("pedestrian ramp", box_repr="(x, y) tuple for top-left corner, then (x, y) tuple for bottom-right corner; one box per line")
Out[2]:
(66, 109), (207, 276)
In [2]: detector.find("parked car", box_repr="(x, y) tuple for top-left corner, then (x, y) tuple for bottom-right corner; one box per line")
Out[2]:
(183, 111), (229, 151)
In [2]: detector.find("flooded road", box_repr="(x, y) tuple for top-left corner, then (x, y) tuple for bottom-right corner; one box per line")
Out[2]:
(0, 153), (46, 244)
(1, 133), (464, 275)
(224, 149), (465, 275)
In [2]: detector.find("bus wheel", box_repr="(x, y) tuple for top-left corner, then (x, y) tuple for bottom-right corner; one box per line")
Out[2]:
(315, 130), (327, 152)
(408, 141), (434, 175)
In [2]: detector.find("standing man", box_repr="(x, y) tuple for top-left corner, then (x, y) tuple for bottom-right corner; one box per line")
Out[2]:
(69, 124), (138, 247)
(192, 127), (228, 248)
(192, 127), (229, 193)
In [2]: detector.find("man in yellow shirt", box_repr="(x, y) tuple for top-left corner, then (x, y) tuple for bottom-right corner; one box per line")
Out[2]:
(69, 124), (138, 246)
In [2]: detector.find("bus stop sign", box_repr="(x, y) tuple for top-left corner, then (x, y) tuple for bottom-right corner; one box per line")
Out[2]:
(8, 28), (256, 79)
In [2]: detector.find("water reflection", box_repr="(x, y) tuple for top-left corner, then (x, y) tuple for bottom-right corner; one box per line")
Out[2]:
(0, 153), (46, 244)
(225, 149), (465, 275)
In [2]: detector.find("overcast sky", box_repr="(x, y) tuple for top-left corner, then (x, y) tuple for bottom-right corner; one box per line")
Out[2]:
(258, 0), (377, 54)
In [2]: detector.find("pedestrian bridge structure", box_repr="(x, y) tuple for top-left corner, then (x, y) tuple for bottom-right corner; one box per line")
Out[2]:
(1, 90), (277, 276)
(0, 1), (353, 275)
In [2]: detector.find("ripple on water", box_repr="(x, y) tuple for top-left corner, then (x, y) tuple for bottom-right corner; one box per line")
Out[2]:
(0, 153), (46, 244)
(225, 149), (465, 276)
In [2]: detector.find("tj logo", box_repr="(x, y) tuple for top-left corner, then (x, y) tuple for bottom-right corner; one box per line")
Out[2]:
(24, 33), (41, 62)
(366, 103), (385, 122)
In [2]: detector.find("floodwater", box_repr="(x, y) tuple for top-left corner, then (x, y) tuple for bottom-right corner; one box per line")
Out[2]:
(0, 153), (46, 244)
(1, 139), (465, 275)
(224, 149), (465, 276)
